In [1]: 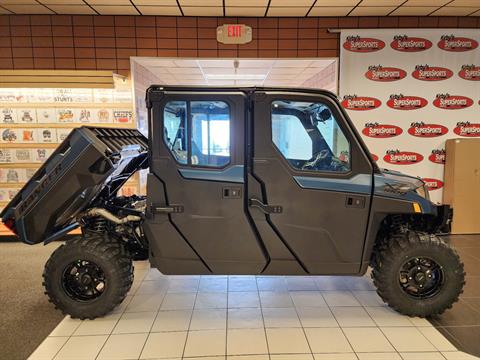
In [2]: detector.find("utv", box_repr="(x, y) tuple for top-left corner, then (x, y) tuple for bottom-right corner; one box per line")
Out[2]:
(1, 86), (464, 319)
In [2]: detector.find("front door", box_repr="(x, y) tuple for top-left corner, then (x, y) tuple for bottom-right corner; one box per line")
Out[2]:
(248, 90), (374, 274)
(144, 90), (267, 274)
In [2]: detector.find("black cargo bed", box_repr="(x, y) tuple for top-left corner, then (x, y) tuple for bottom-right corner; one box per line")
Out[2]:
(1, 126), (148, 244)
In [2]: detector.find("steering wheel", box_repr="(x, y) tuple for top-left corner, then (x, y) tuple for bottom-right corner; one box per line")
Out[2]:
(302, 149), (331, 170)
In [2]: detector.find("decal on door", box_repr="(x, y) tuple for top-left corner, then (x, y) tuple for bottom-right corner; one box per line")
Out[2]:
(459, 65), (480, 81)
(429, 149), (446, 164)
(422, 178), (444, 191)
(453, 122), (480, 137)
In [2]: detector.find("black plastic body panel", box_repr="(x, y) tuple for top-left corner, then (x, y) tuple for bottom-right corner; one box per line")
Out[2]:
(1, 127), (148, 244)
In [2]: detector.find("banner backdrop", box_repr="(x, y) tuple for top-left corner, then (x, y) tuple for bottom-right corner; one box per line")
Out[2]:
(340, 29), (480, 204)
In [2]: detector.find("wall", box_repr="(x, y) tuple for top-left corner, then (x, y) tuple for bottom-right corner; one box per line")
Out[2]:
(1, 15), (480, 75)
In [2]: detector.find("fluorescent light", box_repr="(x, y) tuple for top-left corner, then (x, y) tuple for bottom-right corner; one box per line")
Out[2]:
(205, 74), (267, 80)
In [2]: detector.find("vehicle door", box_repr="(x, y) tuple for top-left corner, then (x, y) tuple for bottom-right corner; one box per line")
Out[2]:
(248, 91), (374, 274)
(144, 89), (267, 274)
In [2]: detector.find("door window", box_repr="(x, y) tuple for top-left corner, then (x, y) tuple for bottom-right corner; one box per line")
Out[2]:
(272, 100), (351, 172)
(164, 100), (230, 167)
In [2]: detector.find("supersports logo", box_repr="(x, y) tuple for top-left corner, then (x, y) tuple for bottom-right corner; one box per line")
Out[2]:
(422, 178), (444, 191)
(408, 122), (448, 137)
(433, 94), (473, 109)
(454, 122), (480, 137)
(343, 36), (385, 52)
(391, 35), (432, 52)
(459, 64), (480, 81)
(341, 95), (381, 110)
(365, 65), (406, 82)
(429, 149), (446, 164)
(383, 149), (424, 165)
(362, 122), (402, 138)
(387, 94), (428, 110)
(438, 35), (478, 52)
(412, 64), (453, 81)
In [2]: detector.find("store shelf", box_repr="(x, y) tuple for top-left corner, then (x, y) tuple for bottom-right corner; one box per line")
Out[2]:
(0, 122), (135, 129)
(1, 102), (133, 108)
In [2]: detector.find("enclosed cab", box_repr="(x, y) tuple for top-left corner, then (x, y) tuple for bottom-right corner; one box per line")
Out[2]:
(1, 86), (463, 320)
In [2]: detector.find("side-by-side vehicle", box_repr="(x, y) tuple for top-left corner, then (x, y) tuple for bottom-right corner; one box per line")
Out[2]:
(1, 86), (464, 319)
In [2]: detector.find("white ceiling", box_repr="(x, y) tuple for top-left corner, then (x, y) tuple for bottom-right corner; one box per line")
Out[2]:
(1, 0), (479, 16)
(132, 58), (337, 92)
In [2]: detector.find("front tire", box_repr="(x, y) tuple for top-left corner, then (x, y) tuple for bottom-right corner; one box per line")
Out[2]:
(43, 234), (134, 319)
(372, 230), (465, 317)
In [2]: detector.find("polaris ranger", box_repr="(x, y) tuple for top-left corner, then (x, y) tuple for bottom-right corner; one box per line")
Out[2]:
(1, 86), (463, 319)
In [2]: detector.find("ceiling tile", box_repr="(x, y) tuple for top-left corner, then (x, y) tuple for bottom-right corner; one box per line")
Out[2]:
(92, 5), (140, 14)
(179, 0), (222, 5)
(403, 0), (450, 5)
(274, 59), (313, 68)
(87, 0), (132, 4)
(40, 0), (84, 4)
(314, 0), (359, 5)
(168, 67), (202, 75)
(199, 60), (234, 68)
(133, 0), (177, 4)
(202, 67), (236, 75)
(225, 0), (268, 5)
(350, 6), (396, 15)
(182, 6), (223, 15)
(449, 0), (480, 4)
(174, 59), (201, 67)
(48, 5), (96, 13)
(0, 0), (37, 3)
(309, 6), (352, 16)
(238, 59), (276, 68)
(137, 5), (181, 14)
(267, 6), (310, 16)
(359, 0), (404, 5)
(237, 68), (270, 75)
(390, 6), (436, 15)
(431, 6), (479, 15)
(2, 4), (54, 13)
(226, 6), (266, 16)
(270, 0), (314, 6)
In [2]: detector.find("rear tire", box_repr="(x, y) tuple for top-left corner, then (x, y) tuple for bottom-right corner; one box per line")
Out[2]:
(43, 234), (134, 319)
(372, 230), (465, 317)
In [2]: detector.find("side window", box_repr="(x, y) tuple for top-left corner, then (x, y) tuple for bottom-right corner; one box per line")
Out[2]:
(163, 100), (230, 168)
(272, 100), (351, 173)
(164, 101), (187, 164)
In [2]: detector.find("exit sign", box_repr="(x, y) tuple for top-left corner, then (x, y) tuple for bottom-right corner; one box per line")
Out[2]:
(217, 24), (252, 45)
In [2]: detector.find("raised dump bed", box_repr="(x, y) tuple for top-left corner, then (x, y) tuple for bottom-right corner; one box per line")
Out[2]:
(1, 126), (148, 244)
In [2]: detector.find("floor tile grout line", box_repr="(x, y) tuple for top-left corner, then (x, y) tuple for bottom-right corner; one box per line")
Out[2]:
(255, 275), (272, 360)
(180, 280), (199, 359)
(137, 272), (184, 360)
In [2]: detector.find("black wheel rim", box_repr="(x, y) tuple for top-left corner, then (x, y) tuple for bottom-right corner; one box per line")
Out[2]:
(399, 256), (444, 299)
(62, 260), (106, 302)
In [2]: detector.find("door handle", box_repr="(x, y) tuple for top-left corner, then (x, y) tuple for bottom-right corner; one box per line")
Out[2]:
(345, 195), (365, 209)
(249, 198), (283, 214)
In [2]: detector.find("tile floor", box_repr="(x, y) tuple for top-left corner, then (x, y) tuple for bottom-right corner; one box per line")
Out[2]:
(29, 261), (479, 360)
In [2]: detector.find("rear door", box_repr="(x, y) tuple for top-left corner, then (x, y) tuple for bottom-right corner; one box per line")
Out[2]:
(144, 89), (267, 274)
(248, 90), (374, 274)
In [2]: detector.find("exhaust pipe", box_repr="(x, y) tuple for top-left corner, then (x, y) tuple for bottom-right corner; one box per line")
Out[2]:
(84, 208), (141, 224)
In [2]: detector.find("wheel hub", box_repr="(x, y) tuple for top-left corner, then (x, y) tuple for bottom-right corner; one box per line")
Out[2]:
(62, 260), (106, 302)
(399, 257), (444, 299)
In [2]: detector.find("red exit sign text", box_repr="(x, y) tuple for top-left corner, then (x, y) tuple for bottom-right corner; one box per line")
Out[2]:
(217, 24), (252, 45)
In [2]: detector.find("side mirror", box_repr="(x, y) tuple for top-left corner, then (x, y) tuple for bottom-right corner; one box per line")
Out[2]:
(319, 108), (332, 122)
